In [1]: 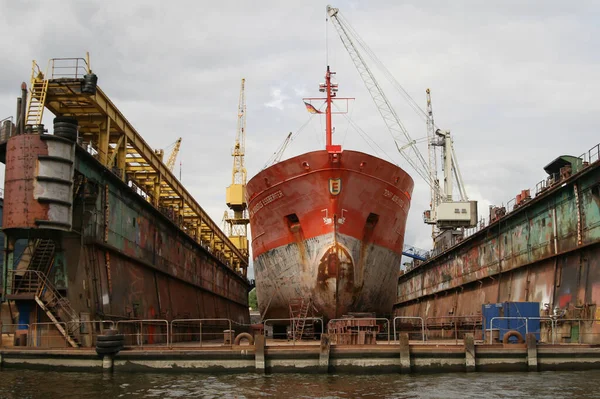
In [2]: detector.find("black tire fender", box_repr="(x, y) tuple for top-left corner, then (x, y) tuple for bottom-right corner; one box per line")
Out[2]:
(96, 339), (124, 349)
(97, 334), (124, 342)
(95, 345), (123, 355)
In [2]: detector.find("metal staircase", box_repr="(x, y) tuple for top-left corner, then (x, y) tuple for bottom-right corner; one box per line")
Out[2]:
(25, 61), (49, 126)
(12, 270), (80, 348)
(9, 239), (79, 348)
(289, 297), (314, 341)
(28, 239), (55, 273)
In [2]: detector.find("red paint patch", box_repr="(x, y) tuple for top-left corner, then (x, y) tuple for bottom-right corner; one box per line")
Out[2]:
(559, 293), (572, 308)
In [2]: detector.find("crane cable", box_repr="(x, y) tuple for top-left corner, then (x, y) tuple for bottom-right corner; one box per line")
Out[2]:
(337, 12), (434, 127)
(261, 114), (316, 169)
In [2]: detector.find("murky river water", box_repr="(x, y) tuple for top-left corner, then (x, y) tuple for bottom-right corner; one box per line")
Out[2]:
(0, 369), (598, 398)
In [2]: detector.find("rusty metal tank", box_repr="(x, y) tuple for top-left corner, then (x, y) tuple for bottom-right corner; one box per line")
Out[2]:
(3, 128), (75, 231)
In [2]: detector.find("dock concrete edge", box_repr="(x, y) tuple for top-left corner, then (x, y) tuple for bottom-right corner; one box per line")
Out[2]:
(255, 335), (265, 372)
(464, 334), (475, 372)
(319, 334), (330, 372)
(399, 333), (411, 374)
(526, 333), (538, 372)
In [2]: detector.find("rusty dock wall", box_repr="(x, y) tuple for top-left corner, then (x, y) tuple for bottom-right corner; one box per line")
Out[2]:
(395, 143), (600, 343)
(0, 131), (250, 331)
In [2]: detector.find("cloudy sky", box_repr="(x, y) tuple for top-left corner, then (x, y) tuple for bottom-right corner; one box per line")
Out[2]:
(1, 0), (598, 274)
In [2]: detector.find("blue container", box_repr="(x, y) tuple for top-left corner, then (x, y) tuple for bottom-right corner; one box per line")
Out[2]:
(482, 302), (540, 342)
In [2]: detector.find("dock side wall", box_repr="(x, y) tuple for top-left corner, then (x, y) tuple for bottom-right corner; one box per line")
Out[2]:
(395, 160), (600, 343)
(67, 147), (250, 324)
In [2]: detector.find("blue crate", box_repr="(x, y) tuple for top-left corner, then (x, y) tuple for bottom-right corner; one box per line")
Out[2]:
(482, 302), (540, 342)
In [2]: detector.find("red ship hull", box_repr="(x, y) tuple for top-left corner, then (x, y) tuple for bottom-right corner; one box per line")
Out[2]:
(247, 149), (413, 321)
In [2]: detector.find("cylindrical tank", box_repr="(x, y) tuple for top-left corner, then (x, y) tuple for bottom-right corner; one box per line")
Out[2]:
(3, 132), (75, 231)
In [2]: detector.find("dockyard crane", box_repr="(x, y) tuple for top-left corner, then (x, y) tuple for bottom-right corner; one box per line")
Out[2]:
(224, 79), (250, 264)
(326, 5), (477, 237)
(154, 137), (182, 172)
(166, 137), (182, 172)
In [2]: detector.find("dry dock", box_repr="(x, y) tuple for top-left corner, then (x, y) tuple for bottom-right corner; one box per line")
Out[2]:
(2, 333), (600, 374)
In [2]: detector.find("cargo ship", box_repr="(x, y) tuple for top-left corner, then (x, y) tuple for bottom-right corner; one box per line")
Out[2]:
(247, 67), (414, 322)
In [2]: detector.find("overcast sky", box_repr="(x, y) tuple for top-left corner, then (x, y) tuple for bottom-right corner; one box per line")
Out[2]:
(1, 1), (598, 275)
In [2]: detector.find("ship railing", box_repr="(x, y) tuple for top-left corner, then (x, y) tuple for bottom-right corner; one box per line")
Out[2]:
(327, 318), (391, 345)
(425, 316), (483, 344)
(579, 142), (600, 166)
(170, 318), (234, 348)
(65, 320), (115, 347)
(28, 322), (71, 348)
(48, 57), (89, 79)
(393, 317), (425, 343)
(116, 319), (169, 349)
(553, 318), (600, 345)
(263, 318), (324, 345)
(0, 323), (29, 348)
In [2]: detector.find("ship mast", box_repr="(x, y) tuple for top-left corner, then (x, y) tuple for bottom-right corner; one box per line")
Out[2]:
(323, 66), (337, 151)
(304, 66), (351, 154)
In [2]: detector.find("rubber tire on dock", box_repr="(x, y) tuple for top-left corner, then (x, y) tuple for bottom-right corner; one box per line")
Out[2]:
(502, 330), (525, 344)
(97, 334), (124, 342)
(53, 117), (78, 142)
(95, 329), (125, 356)
(96, 340), (125, 349)
(96, 346), (124, 355)
(233, 332), (254, 346)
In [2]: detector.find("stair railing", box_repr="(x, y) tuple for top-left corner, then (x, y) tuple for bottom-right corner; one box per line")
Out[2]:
(18, 270), (80, 333)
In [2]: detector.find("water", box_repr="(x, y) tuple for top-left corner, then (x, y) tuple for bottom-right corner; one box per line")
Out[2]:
(0, 369), (598, 398)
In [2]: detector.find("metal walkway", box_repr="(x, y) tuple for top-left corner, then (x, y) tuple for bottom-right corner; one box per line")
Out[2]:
(24, 55), (247, 273)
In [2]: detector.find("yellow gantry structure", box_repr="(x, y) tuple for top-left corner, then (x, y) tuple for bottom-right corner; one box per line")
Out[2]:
(224, 78), (249, 258)
(27, 55), (248, 274)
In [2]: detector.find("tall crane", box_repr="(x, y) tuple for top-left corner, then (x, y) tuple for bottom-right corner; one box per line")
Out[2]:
(166, 137), (182, 171)
(224, 79), (250, 265)
(154, 137), (182, 172)
(326, 5), (477, 239)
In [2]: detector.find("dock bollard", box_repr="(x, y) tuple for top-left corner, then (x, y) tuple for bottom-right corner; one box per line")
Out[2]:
(254, 334), (265, 372)
(399, 333), (411, 374)
(464, 333), (476, 372)
(319, 334), (330, 373)
(526, 333), (538, 372)
(102, 354), (114, 371)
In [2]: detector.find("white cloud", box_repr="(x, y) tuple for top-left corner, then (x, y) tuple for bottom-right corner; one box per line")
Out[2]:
(264, 88), (289, 110)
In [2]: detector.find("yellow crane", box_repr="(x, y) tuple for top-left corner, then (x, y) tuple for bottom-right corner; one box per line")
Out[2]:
(166, 137), (182, 171)
(154, 137), (182, 172)
(224, 79), (249, 267)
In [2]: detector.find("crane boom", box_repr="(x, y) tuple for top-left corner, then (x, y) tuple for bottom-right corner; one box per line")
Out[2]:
(232, 78), (247, 185)
(327, 5), (434, 192)
(166, 137), (182, 171)
(327, 5), (477, 235)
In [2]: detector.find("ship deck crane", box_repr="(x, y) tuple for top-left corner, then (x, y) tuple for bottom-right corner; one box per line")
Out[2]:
(326, 5), (477, 238)
(224, 79), (250, 270)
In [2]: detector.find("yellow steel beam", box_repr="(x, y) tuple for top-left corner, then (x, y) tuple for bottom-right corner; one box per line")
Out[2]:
(43, 79), (247, 268)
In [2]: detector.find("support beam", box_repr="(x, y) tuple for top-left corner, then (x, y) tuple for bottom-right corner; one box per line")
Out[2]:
(526, 333), (538, 372)
(255, 334), (265, 372)
(319, 334), (330, 373)
(464, 333), (476, 372)
(399, 333), (411, 374)
(98, 117), (110, 165)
